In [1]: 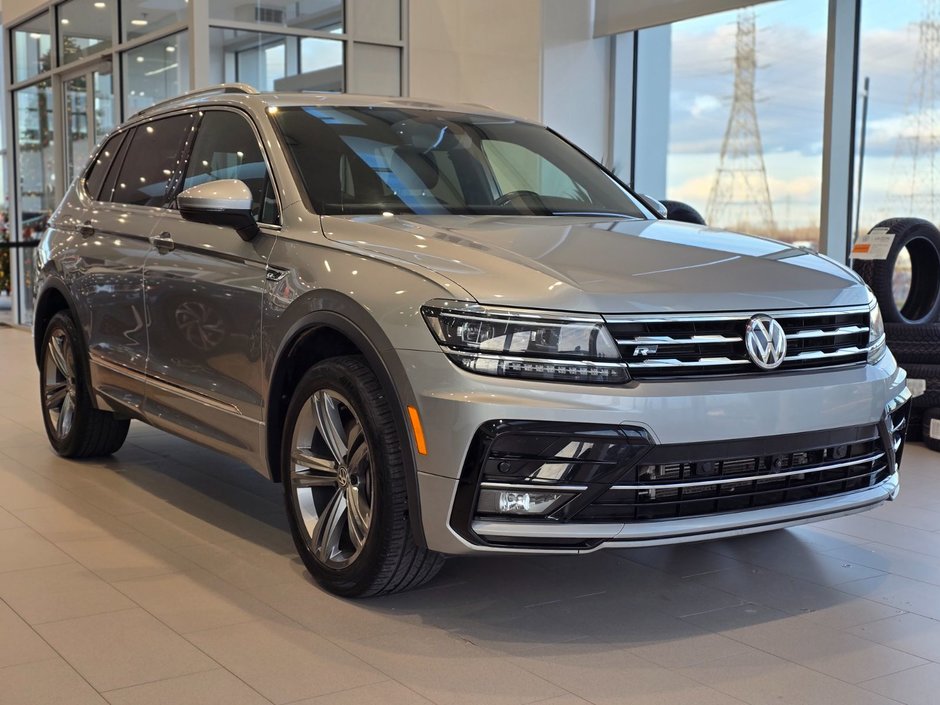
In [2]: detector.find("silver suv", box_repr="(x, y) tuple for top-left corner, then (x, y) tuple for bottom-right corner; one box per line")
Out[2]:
(35, 84), (911, 596)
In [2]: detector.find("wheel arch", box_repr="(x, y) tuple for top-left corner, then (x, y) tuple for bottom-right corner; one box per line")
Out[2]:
(265, 297), (428, 547)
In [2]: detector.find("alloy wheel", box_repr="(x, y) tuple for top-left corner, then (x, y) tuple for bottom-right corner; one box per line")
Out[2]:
(43, 329), (78, 440)
(288, 389), (375, 569)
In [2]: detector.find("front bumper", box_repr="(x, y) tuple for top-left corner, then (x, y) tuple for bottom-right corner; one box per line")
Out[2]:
(400, 349), (910, 555)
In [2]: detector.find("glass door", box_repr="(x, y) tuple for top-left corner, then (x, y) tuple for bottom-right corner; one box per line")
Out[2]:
(63, 63), (114, 186)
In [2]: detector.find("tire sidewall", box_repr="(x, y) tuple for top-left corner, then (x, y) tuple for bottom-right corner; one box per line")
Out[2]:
(281, 359), (399, 595)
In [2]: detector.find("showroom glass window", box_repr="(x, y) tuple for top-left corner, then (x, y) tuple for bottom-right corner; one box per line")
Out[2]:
(58, 0), (114, 65)
(857, 1), (934, 317)
(108, 113), (196, 207)
(209, 29), (344, 92)
(12, 12), (52, 83)
(181, 111), (279, 224)
(661, 1), (828, 249)
(13, 81), (55, 320)
(123, 32), (190, 114)
(208, 0), (344, 32)
(123, 0), (187, 42)
(857, 1), (936, 230)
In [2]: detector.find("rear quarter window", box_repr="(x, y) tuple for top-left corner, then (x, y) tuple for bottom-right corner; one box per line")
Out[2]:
(109, 113), (197, 207)
(83, 131), (126, 201)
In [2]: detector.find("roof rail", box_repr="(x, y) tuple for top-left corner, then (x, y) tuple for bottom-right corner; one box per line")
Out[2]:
(131, 83), (259, 119)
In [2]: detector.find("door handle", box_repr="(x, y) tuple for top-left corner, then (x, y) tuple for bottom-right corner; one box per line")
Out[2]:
(150, 232), (175, 254)
(79, 222), (95, 238)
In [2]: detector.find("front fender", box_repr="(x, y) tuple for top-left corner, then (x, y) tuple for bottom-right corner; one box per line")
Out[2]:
(263, 290), (437, 548)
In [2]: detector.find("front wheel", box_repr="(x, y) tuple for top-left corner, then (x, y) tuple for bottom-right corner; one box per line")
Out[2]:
(282, 356), (443, 597)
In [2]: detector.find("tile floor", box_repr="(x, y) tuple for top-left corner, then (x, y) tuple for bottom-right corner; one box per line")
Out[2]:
(1, 324), (939, 705)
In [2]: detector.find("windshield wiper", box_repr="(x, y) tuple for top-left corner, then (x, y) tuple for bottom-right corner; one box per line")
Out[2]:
(550, 211), (639, 219)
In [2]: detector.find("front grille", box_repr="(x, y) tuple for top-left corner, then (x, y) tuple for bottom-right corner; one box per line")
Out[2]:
(606, 307), (870, 378)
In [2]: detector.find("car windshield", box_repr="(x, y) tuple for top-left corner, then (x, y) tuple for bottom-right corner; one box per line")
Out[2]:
(272, 106), (647, 218)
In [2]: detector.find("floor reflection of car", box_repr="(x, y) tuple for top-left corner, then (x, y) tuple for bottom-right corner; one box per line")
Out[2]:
(33, 85), (910, 597)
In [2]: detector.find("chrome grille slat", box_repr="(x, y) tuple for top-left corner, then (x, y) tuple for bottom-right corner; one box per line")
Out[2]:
(784, 347), (868, 362)
(786, 325), (868, 340)
(629, 357), (750, 369)
(606, 306), (871, 378)
(616, 334), (743, 345)
(610, 451), (884, 490)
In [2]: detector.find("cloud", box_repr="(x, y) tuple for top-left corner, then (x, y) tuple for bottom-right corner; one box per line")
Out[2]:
(690, 94), (721, 118)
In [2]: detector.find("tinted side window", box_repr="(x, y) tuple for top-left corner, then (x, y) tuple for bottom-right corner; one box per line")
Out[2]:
(111, 113), (195, 207)
(84, 131), (126, 200)
(181, 111), (279, 225)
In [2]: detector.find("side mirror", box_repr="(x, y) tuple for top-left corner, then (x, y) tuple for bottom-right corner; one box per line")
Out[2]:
(638, 193), (668, 219)
(177, 179), (259, 241)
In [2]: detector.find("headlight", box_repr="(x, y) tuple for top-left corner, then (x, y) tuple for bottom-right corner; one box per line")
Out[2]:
(421, 300), (629, 383)
(867, 289), (887, 363)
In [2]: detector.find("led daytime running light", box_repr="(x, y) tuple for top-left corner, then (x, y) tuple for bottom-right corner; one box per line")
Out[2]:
(422, 301), (629, 384)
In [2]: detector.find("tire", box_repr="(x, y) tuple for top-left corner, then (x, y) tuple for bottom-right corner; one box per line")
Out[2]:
(852, 218), (940, 325)
(923, 408), (940, 452)
(281, 355), (444, 597)
(909, 407), (923, 443)
(901, 363), (940, 400)
(38, 311), (130, 458)
(884, 322), (940, 364)
(661, 199), (707, 225)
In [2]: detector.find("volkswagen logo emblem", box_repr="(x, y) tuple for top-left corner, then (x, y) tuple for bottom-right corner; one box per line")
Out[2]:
(745, 315), (787, 370)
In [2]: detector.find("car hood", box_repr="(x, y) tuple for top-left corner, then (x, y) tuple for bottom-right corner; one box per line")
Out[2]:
(321, 214), (867, 313)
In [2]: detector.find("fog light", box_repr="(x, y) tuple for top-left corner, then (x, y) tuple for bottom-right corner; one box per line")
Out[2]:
(477, 488), (572, 516)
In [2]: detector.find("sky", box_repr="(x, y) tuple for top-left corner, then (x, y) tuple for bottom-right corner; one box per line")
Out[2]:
(664, 0), (938, 240)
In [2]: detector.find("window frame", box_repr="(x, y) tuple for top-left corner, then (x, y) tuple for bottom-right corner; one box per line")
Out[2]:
(171, 106), (283, 228)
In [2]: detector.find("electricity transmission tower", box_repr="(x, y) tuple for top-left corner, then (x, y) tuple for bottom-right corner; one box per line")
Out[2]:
(706, 9), (776, 231)
(891, 0), (940, 221)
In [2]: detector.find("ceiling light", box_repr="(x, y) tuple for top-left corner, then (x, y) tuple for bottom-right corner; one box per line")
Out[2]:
(131, 19), (148, 26)
(60, 18), (70, 24)
(94, 2), (106, 7)
(29, 33), (42, 38)
(136, 56), (144, 62)
(165, 46), (175, 52)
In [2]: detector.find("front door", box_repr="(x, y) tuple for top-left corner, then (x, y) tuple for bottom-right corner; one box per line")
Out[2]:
(142, 109), (280, 467)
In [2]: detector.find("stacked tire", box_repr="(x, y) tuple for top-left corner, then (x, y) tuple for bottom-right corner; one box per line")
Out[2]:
(852, 218), (940, 448)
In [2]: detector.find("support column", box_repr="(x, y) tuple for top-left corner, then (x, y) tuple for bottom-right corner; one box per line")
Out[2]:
(819, 0), (861, 262)
(189, 0), (210, 90)
(632, 24), (671, 199)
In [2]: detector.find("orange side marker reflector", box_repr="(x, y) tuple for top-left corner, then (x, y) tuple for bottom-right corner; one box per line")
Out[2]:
(407, 406), (428, 455)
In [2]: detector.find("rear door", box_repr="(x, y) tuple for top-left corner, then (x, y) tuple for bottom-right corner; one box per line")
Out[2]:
(81, 112), (197, 410)
(142, 108), (280, 466)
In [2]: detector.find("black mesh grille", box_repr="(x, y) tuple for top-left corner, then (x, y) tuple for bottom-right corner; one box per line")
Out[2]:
(576, 440), (888, 522)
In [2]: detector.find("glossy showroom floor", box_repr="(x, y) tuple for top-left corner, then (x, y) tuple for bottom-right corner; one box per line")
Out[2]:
(2, 326), (940, 705)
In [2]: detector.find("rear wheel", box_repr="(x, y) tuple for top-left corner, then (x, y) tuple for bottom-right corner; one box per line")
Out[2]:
(39, 311), (129, 457)
(282, 356), (443, 597)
